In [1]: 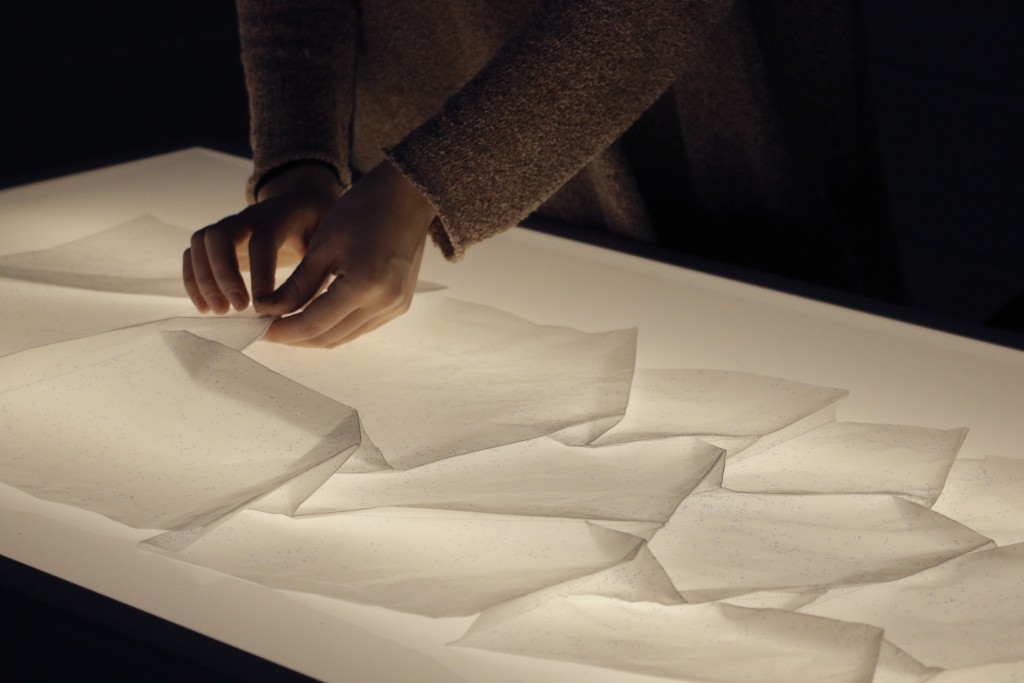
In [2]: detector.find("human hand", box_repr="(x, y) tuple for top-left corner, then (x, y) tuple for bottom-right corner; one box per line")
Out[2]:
(184, 162), (341, 315)
(183, 160), (436, 347)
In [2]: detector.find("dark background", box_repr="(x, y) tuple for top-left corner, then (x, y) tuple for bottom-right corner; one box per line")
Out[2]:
(2, 1), (1022, 335)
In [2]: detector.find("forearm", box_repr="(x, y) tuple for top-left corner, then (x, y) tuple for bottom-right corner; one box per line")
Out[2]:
(386, 0), (729, 260)
(237, 0), (359, 201)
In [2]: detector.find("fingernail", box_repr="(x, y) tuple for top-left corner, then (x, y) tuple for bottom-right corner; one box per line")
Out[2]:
(229, 291), (248, 311)
(209, 295), (227, 312)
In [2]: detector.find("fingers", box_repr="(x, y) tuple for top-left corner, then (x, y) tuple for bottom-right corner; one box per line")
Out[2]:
(186, 218), (251, 313)
(182, 250), (209, 313)
(265, 275), (412, 347)
(248, 231), (279, 305)
(256, 248), (332, 316)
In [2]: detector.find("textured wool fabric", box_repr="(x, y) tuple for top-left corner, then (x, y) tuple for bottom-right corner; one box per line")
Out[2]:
(237, 0), (903, 297)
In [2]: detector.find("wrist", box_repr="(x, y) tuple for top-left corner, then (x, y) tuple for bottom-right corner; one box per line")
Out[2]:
(256, 161), (343, 203)
(376, 160), (438, 226)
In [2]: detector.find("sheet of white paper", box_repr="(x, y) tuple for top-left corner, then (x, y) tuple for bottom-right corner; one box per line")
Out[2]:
(245, 295), (637, 469)
(459, 597), (883, 683)
(0, 215), (192, 296)
(872, 641), (939, 683)
(923, 660), (1024, 683)
(647, 485), (989, 601)
(0, 320), (361, 529)
(145, 507), (645, 618)
(566, 368), (846, 446)
(720, 589), (826, 611)
(296, 435), (722, 522)
(802, 543), (1024, 669)
(0, 276), (202, 357)
(932, 456), (1024, 545)
(724, 422), (966, 507)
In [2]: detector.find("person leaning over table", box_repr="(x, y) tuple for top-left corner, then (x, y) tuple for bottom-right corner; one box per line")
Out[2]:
(183, 0), (905, 348)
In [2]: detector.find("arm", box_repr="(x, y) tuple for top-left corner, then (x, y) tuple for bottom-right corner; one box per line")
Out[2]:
(237, 0), (359, 197)
(186, 0), (726, 346)
(387, 0), (728, 260)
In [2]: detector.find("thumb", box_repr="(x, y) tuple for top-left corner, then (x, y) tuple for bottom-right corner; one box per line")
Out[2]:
(255, 250), (331, 315)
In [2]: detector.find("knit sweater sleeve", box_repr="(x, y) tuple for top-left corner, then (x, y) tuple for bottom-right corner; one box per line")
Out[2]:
(237, 0), (358, 202)
(385, 0), (727, 260)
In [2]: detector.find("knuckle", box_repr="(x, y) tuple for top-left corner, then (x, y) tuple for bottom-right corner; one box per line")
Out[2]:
(278, 278), (303, 302)
(292, 321), (322, 340)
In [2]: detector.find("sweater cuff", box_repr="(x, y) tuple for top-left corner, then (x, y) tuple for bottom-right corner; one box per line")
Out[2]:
(383, 150), (460, 261)
(246, 155), (349, 205)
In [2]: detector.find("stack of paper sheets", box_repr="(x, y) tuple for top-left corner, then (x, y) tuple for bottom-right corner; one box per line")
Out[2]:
(2, 218), (1022, 683)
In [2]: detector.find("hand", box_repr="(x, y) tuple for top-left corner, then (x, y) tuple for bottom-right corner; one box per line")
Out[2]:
(184, 162), (341, 315)
(183, 160), (436, 347)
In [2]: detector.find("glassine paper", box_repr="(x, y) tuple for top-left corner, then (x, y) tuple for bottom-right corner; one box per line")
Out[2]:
(295, 435), (722, 521)
(647, 476), (989, 601)
(459, 597), (883, 683)
(0, 215), (191, 296)
(724, 422), (966, 507)
(564, 368), (846, 446)
(871, 641), (939, 683)
(246, 295), (637, 469)
(923, 660), (1024, 683)
(932, 456), (1024, 545)
(802, 543), (1024, 669)
(0, 277), (200, 357)
(145, 507), (645, 618)
(0, 320), (361, 529)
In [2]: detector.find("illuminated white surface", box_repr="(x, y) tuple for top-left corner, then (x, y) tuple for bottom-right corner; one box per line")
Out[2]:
(1, 149), (1024, 683)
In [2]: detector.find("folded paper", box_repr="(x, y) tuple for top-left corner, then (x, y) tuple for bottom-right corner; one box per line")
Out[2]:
(724, 422), (966, 507)
(932, 455), (1024, 545)
(146, 507), (645, 618)
(246, 295), (637, 469)
(567, 368), (846, 446)
(460, 597), (883, 683)
(647, 484), (989, 601)
(0, 277), (200, 357)
(0, 319), (360, 529)
(296, 434), (722, 521)
(801, 543), (1024, 669)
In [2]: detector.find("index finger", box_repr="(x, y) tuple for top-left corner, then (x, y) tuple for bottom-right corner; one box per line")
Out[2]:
(265, 277), (361, 344)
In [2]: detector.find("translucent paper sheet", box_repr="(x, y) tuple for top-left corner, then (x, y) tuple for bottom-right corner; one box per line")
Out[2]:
(0, 318), (362, 529)
(0, 276), (200, 357)
(0, 215), (191, 296)
(460, 597), (883, 683)
(724, 422), (966, 506)
(246, 295), (637, 469)
(924, 661), (1024, 683)
(932, 456), (1024, 545)
(647, 480), (988, 601)
(572, 368), (847, 446)
(802, 543), (1024, 669)
(146, 507), (645, 618)
(296, 435), (723, 521)
(871, 641), (938, 683)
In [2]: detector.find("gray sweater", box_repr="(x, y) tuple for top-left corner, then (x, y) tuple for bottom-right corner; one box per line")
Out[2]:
(238, 0), (902, 297)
